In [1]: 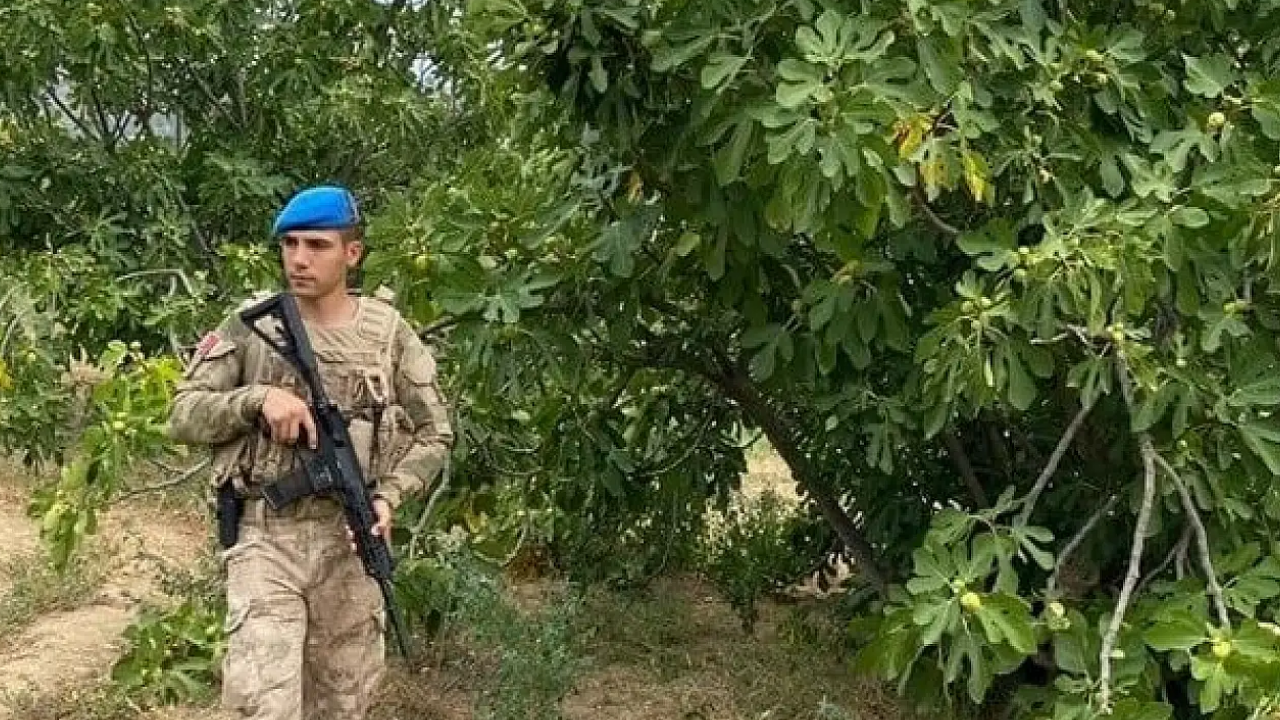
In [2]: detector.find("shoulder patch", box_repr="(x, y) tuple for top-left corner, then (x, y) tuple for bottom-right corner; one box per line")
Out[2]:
(195, 331), (221, 359)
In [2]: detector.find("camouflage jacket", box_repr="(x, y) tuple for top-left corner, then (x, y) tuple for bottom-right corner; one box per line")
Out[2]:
(167, 291), (454, 510)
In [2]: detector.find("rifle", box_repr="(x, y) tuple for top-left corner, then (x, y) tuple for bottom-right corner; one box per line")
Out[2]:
(239, 291), (412, 659)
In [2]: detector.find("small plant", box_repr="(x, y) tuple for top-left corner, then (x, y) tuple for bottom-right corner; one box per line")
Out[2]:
(698, 489), (825, 632)
(109, 550), (226, 708)
(398, 530), (584, 720)
(109, 593), (226, 707)
(0, 546), (108, 639)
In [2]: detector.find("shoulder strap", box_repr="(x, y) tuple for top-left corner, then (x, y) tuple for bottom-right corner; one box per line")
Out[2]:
(355, 296), (404, 401)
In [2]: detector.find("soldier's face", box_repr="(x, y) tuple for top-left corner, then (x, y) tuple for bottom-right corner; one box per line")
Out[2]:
(279, 230), (362, 298)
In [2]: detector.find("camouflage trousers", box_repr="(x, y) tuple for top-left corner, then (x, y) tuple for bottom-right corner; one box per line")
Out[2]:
(220, 495), (386, 720)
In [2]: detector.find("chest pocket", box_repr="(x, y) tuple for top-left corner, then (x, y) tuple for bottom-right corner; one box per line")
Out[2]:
(249, 343), (395, 483)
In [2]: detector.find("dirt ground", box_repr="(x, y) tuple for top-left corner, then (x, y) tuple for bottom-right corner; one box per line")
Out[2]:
(0, 452), (907, 720)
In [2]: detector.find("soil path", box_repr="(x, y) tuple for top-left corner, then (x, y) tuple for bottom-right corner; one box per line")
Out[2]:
(0, 475), (210, 719)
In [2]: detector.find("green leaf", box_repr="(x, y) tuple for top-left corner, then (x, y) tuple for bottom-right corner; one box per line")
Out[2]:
(1183, 54), (1236, 98)
(1006, 352), (1037, 411)
(919, 599), (959, 647)
(1144, 612), (1207, 651)
(1054, 630), (1090, 675)
(1233, 620), (1280, 658)
(714, 119), (755, 185)
(650, 34), (714, 72)
(673, 231), (701, 257)
(907, 575), (949, 595)
(964, 636), (990, 705)
(701, 54), (748, 91)
(918, 36), (961, 95)
(589, 55), (608, 92)
(977, 594), (1036, 653)
(1132, 384), (1174, 433)
(1110, 699), (1173, 720)
(1171, 207), (1210, 228)
(1192, 656), (1228, 712)
(1253, 101), (1280, 140)
(1240, 421), (1280, 475)
(776, 60), (824, 108)
(1228, 377), (1280, 407)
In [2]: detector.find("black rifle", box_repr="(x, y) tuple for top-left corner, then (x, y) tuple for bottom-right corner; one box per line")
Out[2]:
(239, 291), (412, 659)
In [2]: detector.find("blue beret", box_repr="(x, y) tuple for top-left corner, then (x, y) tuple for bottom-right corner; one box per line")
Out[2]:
(272, 185), (361, 236)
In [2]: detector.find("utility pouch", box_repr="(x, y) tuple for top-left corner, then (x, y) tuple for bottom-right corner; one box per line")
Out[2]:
(216, 481), (244, 549)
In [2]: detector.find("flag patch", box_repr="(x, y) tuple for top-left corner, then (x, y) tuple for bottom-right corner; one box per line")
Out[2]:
(195, 331), (220, 358)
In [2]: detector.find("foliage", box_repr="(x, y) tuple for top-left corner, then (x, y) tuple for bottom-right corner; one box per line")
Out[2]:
(0, 545), (108, 637)
(397, 530), (583, 720)
(25, 341), (181, 570)
(109, 553), (227, 708)
(456, 0), (1280, 714)
(5, 0), (1280, 716)
(110, 594), (227, 708)
(699, 489), (830, 632)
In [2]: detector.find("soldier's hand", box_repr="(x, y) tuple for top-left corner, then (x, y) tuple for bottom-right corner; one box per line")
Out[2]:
(261, 388), (317, 449)
(347, 498), (393, 552)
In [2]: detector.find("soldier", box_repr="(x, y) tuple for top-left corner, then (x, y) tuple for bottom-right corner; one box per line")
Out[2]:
(167, 184), (454, 719)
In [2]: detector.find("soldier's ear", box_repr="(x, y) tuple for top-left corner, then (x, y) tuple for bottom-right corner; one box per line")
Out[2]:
(344, 237), (365, 268)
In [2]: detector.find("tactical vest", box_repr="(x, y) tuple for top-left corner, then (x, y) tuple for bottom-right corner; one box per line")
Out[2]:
(214, 289), (413, 496)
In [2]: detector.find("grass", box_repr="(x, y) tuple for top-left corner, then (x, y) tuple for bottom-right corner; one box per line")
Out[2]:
(0, 545), (109, 642)
(0, 683), (136, 720)
(571, 574), (910, 720)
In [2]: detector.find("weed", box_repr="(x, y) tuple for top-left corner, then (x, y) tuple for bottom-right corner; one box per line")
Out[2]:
(0, 545), (108, 640)
(109, 547), (226, 709)
(398, 531), (584, 720)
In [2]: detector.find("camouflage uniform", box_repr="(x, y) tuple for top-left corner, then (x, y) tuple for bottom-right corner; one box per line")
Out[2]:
(168, 291), (453, 720)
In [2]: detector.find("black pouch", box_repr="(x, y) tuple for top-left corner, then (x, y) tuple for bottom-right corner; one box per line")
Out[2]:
(216, 481), (244, 549)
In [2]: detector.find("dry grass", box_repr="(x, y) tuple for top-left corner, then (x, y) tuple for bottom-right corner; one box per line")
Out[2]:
(366, 573), (917, 720)
(566, 575), (910, 720)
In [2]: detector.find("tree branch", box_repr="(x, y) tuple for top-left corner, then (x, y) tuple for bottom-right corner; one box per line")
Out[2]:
(118, 459), (210, 500)
(913, 185), (960, 236)
(1047, 494), (1116, 595)
(44, 88), (98, 140)
(182, 59), (241, 129)
(942, 430), (989, 506)
(1138, 524), (1191, 595)
(88, 86), (116, 152)
(675, 355), (888, 593)
(1099, 368), (1158, 714)
(1154, 453), (1230, 628)
(1016, 400), (1092, 526)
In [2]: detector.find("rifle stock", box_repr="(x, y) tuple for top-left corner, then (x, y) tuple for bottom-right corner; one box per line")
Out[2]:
(240, 292), (412, 659)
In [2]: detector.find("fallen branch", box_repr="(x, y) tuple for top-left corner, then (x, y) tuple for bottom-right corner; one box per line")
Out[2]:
(1047, 494), (1116, 595)
(1016, 401), (1093, 526)
(118, 459), (210, 500)
(1154, 453), (1230, 628)
(1099, 368), (1158, 713)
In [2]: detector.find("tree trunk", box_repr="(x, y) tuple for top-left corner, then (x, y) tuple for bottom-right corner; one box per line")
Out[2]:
(714, 367), (889, 594)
